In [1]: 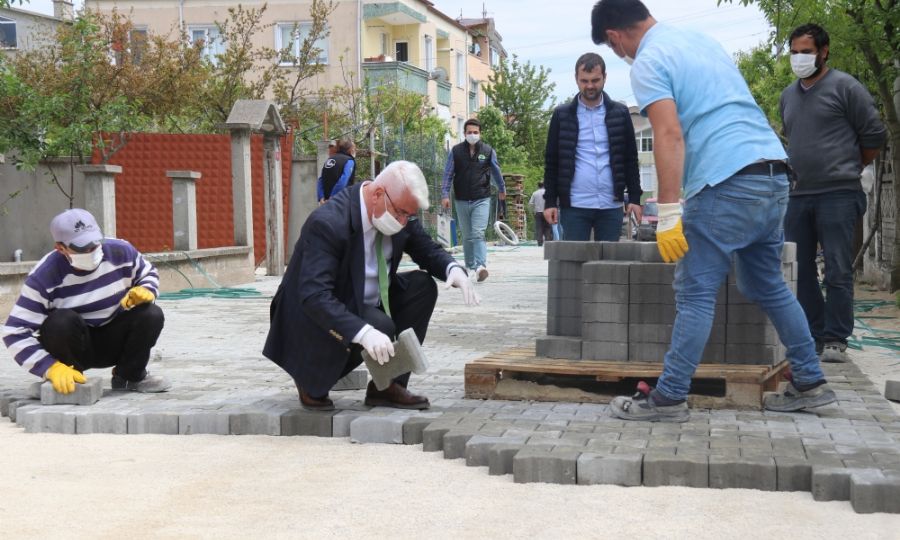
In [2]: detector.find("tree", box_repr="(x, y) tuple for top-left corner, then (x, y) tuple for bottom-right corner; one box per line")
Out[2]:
(477, 105), (526, 168)
(720, 0), (900, 289)
(734, 46), (794, 135)
(483, 54), (556, 166)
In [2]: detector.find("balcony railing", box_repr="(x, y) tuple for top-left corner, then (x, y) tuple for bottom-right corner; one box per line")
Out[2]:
(362, 61), (428, 95)
(437, 80), (451, 106)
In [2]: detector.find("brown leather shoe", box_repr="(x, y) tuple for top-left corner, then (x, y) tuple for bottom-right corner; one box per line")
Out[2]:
(295, 380), (334, 411)
(364, 381), (430, 410)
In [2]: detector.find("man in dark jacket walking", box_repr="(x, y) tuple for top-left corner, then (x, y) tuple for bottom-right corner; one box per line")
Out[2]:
(317, 137), (357, 204)
(543, 52), (642, 241)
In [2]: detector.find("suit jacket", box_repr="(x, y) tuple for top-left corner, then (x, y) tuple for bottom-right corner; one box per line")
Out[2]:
(263, 182), (455, 391)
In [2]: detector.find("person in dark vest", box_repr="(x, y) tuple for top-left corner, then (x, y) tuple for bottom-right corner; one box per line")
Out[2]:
(440, 119), (506, 283)
(317, 137), (357, 205)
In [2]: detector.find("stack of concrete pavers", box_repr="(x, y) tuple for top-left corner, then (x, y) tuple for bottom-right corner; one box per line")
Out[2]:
(538, 241), (797, 365)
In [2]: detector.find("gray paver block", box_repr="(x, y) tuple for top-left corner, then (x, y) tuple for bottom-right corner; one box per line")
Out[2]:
(281, 409), (337, 437)
(443, 430), (480, 459)
(782, 242), (797, 262)
(548, 279), (583, 299)
(128, 412), (179, 434)
(350, 414), (410, 444)
(465, 435), (528, 467)
(422, 423), (456, 452)
(709, 456), (776, 491)
(577, 453), (643, 486)
(885, 380), (900, 402)
(548, 260), (585, 280)
(513, 447), (580, 484)
(545, 241), (602, 262)
(629, 263), (676, 284)
(554, 298), (582, 318)
(582, 302), (628, 323)
(582, 261), (632, 284)
(332, 369), (368, 391)
(402, 415), (442, 445)
(333, 410), (370, 438)
(77, 412), (128, 434)
(629, 303), (674, 324)
(628, 323), (673, 343)
(582, 341), (629, 361)
(811, 466), (854, 501)
(850, 469), (900, 514)
(726, 304), (770, 324)
(40, 378), (102, 406)
(179, 411), (231, 435)
(21, 408), (76, 433)
(726, 343), (783, 365)
(2, 396), (35, 419)
(230, 411), (282, 435)
(488, 443), (525, 475)
(581, 283), (629, 304)
(628, 343), (669, 362)
(629, 284), (676, 305)
(536, 336), (582, 360)
(363, 328), (427, 391)
(599, 241), (641, 261)
(643, 454), (709, 488)
(775, 457), (812, 492)
(726, 324), (780, 345)
(582, 322), (628, 342)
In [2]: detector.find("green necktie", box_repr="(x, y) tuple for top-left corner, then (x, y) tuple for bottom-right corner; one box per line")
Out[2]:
(375, 231), (391, 317)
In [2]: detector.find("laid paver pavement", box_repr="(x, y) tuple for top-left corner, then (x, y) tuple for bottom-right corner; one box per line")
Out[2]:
(2, 244), (899, 513)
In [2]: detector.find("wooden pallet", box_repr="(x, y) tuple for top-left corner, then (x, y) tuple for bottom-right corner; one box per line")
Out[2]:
(464, 347), (789, 410)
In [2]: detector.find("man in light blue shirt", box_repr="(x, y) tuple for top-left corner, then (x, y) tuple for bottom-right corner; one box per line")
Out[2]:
(591, 0), (834, 421)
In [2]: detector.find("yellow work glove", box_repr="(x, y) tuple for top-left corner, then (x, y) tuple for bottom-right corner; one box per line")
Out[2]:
(120, 285), (155, 310)
(45, 361), (87, 394)
(656, 202), (689, 263)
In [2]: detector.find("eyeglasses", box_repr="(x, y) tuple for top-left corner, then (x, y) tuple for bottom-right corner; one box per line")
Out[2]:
(67, 241), (102, 254)
(383, 190), (417, 222)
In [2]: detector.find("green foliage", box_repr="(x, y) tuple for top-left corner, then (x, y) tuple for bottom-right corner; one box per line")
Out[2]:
(483, 54), (556, 166)
(734, 46), (794, 135)
(476, 105), (526, 168)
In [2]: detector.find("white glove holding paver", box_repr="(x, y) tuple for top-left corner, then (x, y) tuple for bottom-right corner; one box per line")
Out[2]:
(446, 266), (480, 306)
(358, 327), (394, 365)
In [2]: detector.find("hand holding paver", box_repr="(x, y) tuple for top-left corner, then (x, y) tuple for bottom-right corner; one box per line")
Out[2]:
(120, 286), (155, 310)
(655, 203), (688, 263)
(362, 329), (428, 391)
(45, 361), (86, 394)
(359, 327), (394, 365)
(446, 266), (480, 306)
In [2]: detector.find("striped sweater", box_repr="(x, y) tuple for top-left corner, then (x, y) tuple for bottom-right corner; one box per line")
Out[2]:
(1, 239), (159, 377)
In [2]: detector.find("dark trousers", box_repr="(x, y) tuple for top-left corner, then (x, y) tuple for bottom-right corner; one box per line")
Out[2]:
(336, 270), (438, 391)
(559, 206), (623, 241)
(38, 303), (165, 382)
(784, 190), (866, 344)
(533, 213), (552, 246)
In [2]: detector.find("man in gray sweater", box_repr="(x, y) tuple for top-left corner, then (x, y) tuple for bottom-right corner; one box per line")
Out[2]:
(780, 23), (886, 363)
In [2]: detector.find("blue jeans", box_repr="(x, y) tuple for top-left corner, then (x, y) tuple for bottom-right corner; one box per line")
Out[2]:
(655, 173), (825, 401)
(455, 198), (490, 269)
(559, 207), (623, 241)
(784, 191), (866, 345)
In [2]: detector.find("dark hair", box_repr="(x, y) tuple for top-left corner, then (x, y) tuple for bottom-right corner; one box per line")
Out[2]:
(463, 118), (481, 131)
(538, 182), (544, 189)
(337, 137), (354, 153)
(789, 23), (829, 52)
(591, 0), (651, 45)
(576, 52), (606, 75)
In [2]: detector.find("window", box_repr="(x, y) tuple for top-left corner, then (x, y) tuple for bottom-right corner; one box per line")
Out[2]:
(424, 35), (433, 71)
(188, 25), (224, 63)
(380, 33), (388, 56)
(457, 118), (465, 141)
(455, 52), (464, 87)
(395, 41), (408, 62)
(276, 22), (329, 66)
(469, 79), (479, 112)
(131, 28), (148, 64)
(468, 40), (481, 57)
(0, 16), (17, 49)
(111, 28), (148, 66)
(489, 47), (499, 67)
(636, 128), (653, 152)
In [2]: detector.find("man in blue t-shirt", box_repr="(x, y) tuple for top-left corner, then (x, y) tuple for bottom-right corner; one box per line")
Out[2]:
(590, 0), (834, 422)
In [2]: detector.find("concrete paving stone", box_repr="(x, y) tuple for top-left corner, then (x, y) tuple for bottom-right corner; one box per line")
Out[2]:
(488, 443), (526, 476)
(465, 435), (528, 467)
(772, 457), (812, 491)
(643, 454), (709, 488)
(885, 380), (900, 402)
(577, 452), (643, 486)
(229, 410), (282, 436)
(547, 316), (581, 337)
(582, 302), (628, 323)
(548, 279), (583, 299)
(629, 263), (676, 285)
(628, 302), (673, 324)
(811, 466), (855, 501)
(726, 343), (784, 365)
(76, 411), (129, 434)
(582, 340), (629, 361)
(699, 344), (726, 363)
(127, 412), (179, 434)
(709, 456), (777, 491)
(443, 430), (482, 459)
(726, 304), (770, 325)
(332, 410), (372, 438)
(781, 241), (797, 262)
(8, 399), (40, 422)
(513, 447), (580, 484)
(19, 407), (75, 433)
(850, 469), (900, 514)
(331, 369), (369, 391)
(551, 298), (582, 319)
(581, 283), (629, 304)
(581, 261), (632, 284)
(281, 408), (339, 437)
(548, 261), (585, 281)
(647, 436), (679, 448)
(535, 336), (582, 360)
(628, 343), (669, 362)
(349, 414), (410, 444)
(583, 442), (616, 454)
(628, 323), (673, 343)
(422, 423), (459, 452)
(40, 378), (103, 406)
(598, 241), (642, 261)
(545, 241), (603, 262)
(725, 324), (780, 345)
(364, 329), (428, 392)
(179, 411), (231, 435)
(628, 284), (676, 305)
(401, 415), (443, 445)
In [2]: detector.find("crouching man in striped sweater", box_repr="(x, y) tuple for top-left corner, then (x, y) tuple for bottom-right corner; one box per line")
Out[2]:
(1, 209), (170, 394)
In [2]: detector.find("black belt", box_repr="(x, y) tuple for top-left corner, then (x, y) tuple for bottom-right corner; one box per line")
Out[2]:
(736, 160), (789, 176)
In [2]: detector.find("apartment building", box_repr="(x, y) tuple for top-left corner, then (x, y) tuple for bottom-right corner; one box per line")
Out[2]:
(0, 0), (73, 55)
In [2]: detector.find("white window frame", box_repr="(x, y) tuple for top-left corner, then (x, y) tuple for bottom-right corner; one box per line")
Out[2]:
(276, 21), (329, 66)
(424, 34), (434, 72)
(455, 52), (464, 88)
(0, 16), (17, 49)
(188, 25), (223, 64)
(380, 32), (389, 56)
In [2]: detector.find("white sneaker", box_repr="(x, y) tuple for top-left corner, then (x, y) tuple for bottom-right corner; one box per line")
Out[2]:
(820, 342), (848, 363)
(475, 266), (489, 283)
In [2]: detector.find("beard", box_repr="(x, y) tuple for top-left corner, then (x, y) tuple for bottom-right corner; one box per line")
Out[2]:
(582, 87), (601, 100)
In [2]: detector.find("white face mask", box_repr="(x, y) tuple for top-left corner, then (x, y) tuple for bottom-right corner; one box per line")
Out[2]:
(465, 133), (480, 145)
(372, 195), (404, 236)
(622, 55), (635, 66)
(791, 53), (818, 79)
(69, 248), (103, 271)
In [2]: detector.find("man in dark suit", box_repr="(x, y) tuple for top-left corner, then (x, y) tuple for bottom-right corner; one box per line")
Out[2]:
(264, 161), (479, 410)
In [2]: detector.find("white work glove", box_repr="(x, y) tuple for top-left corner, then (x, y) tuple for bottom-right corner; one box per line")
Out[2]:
(446, 266), (480, 306)
(359, 327), (394, 365)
